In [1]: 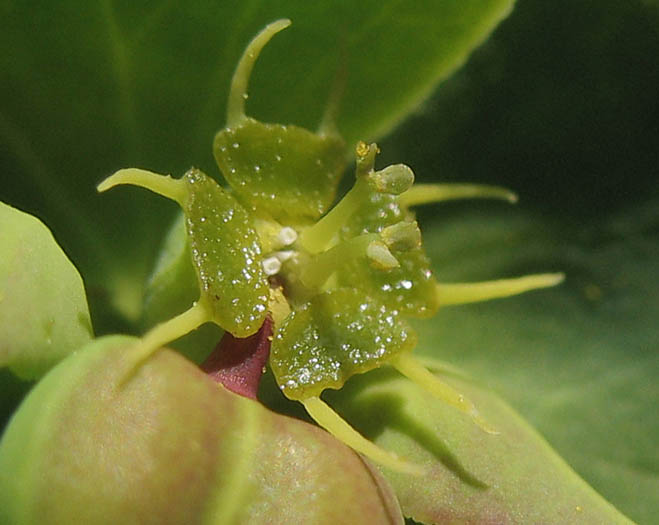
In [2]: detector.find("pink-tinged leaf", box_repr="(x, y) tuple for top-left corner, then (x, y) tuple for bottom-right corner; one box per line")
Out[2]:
(0, 336), (403, 524)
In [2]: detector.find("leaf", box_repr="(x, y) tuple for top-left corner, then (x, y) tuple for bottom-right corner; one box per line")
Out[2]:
(334, 202), (657, 523)
(0, 202), (93, 379)
(0, 336), (404, 524)
(327, 367), (633, 524)
(0, 1), (515, 321)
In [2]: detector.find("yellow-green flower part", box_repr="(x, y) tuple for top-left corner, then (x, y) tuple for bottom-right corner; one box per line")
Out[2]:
(98, 19), (563, 474)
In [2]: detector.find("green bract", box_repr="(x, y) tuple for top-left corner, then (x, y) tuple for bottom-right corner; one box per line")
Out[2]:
(184, 169), (269, 337)
(270, 288), (417, 399)
(98, 167), (269, 339)
(97, 19), (564, 473)
(214, 118), (345, 223)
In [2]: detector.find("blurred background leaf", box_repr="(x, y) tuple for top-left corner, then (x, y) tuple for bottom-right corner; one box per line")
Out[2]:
(1, 0), (658, 523)
(0, 0), (512, 327)
(328, 362), (635, 523)
(372, 1), (659, 521)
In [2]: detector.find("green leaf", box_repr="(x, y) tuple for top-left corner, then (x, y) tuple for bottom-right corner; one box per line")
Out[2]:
(424, 206), (659, 524)
(328, 367), (632, 524)
(0, 202), (93, 379)
(0, 1), (515, 322)
(0, 336), (403, 524)
(329, 202), (658, 523)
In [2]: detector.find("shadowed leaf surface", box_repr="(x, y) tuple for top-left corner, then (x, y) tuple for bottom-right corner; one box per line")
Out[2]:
(329, 366), (633, 524)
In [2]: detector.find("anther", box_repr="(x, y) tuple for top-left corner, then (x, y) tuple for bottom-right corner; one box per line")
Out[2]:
(262, 256), (282, 276)
(366, 241), (400, 270)
(277, 226), (298, 246)
(371, 164), (414, 195)
(381, 221), (422, 251)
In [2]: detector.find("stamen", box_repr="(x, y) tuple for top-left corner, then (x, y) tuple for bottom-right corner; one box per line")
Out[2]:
(399, 183), (518, 208)
(392, 354), (498, 434)
(371, 164), (414, 195)
(302, 396), (426, 475)
(366, 241), (400, 270)
(226, 19), (291, 128)
(297, 177), (370, 254)
(254, 221), (297, 252)
(436, 273), (565, 306)
(262, 256), (282, 276)
(380, 220), (422, 251)
(277, 226), (298, 246)
(300, 233), (378, 288)
(97, 168), (188, 207)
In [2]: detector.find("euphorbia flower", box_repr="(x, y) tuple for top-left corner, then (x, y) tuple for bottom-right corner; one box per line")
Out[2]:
(97, 19), (562, 474)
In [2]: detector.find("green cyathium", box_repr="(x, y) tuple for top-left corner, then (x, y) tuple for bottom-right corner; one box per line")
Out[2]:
(98, 19), (563, 474)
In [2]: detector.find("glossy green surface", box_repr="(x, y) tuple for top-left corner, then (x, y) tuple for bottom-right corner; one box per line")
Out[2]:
(183, 169), (269, 337)
(142, 213), (223, 363)
(271, 288), (417, 399)
(214, 118), (345, 224)
(0, 202), (93, 379)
